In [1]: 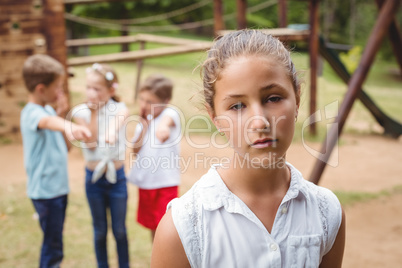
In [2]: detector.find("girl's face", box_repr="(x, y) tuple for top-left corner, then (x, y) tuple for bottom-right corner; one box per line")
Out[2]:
(86, 72), (114, 106)
(211, 55), (299, 167)
(138, 90), (168, 119)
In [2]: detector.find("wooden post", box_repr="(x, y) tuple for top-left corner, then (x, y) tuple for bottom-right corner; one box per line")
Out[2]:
(376, 0), (402, 76)
(308, 0), (319, 135)
(42, 0), (69, 100)
(134, 41), (145, 101)
(237, 0), (247, 30)
(120, 5), (129, 52)
(309, 0), (401, 184)
(278, 0), (287, 28)
(213, 0), (224, 36)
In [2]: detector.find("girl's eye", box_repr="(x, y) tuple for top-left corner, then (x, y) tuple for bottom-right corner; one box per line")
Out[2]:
(265, 96), (282, 103)
(230, 102), (245, 110)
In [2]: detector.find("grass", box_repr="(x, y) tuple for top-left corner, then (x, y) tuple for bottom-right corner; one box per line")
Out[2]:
(0, 184), (152, 268)
(335, 185), (402, 207)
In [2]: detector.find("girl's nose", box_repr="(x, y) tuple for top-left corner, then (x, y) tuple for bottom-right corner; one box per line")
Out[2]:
(248, 106), (270, 131)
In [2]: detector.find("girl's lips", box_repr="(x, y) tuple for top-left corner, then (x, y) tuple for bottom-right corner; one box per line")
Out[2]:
(250, 138), (277, 148)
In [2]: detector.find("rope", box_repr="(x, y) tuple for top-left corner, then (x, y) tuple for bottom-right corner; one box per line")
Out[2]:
(65, 0), (277, 32)
(99, 0), (211, 25)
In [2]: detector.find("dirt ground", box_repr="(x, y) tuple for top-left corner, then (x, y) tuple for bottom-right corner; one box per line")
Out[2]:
(1, 133), (402, 267)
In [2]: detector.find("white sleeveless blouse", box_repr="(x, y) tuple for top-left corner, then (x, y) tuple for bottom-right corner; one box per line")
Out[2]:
(168, 163), (342, 268)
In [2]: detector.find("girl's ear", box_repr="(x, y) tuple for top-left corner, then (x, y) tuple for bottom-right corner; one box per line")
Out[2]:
(206, 104), (220, 129)
(109, 87), (116, 97)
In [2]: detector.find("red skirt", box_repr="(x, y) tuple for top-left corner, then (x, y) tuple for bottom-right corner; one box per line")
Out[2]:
(137, 186), (178, 230)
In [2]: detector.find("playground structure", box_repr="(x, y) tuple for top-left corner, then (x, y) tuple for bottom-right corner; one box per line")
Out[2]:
(0, 0), (67, 135)
(0, 0), (401, 184)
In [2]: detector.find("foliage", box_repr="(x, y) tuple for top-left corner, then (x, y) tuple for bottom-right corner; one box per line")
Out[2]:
(339, 46), (362, 74)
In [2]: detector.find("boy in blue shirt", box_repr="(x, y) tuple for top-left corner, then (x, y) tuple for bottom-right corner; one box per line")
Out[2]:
(20, 54), (91, 268)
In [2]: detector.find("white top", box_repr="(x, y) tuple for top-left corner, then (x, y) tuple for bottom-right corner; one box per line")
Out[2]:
(72, 99), (127, 183)
(168, 163), (342, 268)
(128, 107), (182, 189)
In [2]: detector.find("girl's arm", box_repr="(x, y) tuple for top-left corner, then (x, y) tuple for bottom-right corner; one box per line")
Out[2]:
(320, 208), (346, 268)
(73, 110), (98, 149)
(106, 108), (129, 145)
(151, 209), (190, 268)
(132, 120), (148, 155)
(156, 115), (175, 143)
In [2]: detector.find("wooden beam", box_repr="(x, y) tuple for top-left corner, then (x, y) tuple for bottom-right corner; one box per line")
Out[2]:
(213, 0), (225, 36)
(318, 36), (402, 138)
(237, 0), (247, 30)
(67, 42), (212, 66)
(309, 0), (401, 184)
(218, 28), (310, 41)
(137, 34), (210, 46)
(376, 0), (402, 76)
(308, 0), (319, 135)
(66, 35), (141, 47)
(66, 34), (210, 47)
(64, 0), (131, 4)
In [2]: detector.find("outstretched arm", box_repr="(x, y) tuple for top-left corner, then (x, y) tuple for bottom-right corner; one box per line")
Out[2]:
(156, 115), (175, 143)
(151, 209), (190, 268)
(38, 116), (92, 148)
(106, 108), (129, 145)
(53, 91), (92, 151)
(320, 208), (346, 268)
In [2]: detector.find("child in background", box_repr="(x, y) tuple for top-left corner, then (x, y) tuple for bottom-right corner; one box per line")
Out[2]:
(21, 54), (91, 268)
(128, 74), (181, 242)
(72, 63), (130, 268)
(152, 30), (346, 267)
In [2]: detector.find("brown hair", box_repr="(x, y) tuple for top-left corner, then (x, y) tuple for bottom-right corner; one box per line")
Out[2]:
(22, 54), (65, 92)
(140, 74), (173, 101)
(87, 63), (120, 102)
(202, 29), (300, 110)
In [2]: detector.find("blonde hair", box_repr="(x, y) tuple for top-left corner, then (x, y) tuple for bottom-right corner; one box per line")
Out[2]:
(22, 54), (64, 92)
(87, 63), (120, 102)
(202, 29), (300, 110)
(140, 74), (173, 101)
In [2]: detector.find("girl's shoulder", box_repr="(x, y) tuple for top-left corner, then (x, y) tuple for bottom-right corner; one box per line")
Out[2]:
(71, 103), (90, 119)
(160, 106), (181, 123)
(288, 163), (340, 209)
(168, 166), (225, 229)
(107, 99), (127, 111)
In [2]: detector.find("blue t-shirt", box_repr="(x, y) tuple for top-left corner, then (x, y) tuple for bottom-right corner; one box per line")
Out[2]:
(20, 103), (69, 199)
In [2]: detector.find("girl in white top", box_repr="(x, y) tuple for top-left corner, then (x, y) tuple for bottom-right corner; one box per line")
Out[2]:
(128, 74), (181, 242)
(151, 30), (345, 268)
(72, 63), (130, 268)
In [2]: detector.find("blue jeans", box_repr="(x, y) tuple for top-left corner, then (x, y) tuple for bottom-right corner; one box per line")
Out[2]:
(32, 195), (68, 268)
(85, 166), (129, 268)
